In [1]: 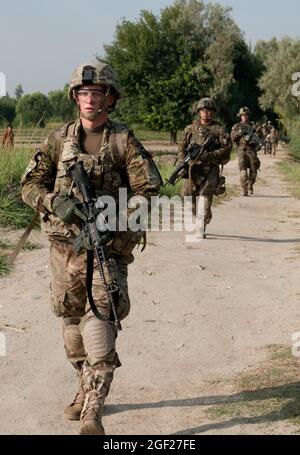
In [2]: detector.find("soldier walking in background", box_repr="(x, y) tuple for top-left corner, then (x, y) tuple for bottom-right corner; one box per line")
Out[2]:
(178, 98), (232, 238)
(266, 127), (279, 157)
(231, 107), (261, 197)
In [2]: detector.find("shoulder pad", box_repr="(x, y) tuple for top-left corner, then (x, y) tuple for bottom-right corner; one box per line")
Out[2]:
(61, 121), (76, 138)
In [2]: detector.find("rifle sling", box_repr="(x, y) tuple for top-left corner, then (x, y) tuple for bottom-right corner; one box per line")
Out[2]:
(86, 248), (107, 322)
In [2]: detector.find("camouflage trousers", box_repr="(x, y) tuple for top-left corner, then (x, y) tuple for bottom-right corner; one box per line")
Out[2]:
(183, 165), (219, 226)
(50, 239), (132, 398)
(238, 149), (260, 191)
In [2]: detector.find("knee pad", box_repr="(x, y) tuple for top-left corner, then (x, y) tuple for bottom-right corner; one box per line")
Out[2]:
(62, 317), (86, 370)
(82, 317), (117, 364)
(240, 170), (248, 182)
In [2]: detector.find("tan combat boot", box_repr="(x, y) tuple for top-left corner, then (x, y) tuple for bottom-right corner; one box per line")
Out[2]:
(64, 381), (85, 421)
(79, 390), (105, 435)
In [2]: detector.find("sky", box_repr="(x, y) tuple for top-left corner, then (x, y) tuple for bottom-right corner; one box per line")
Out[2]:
(0, 0), (299, 96)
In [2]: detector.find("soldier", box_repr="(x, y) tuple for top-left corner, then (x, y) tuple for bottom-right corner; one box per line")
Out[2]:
(255, 122), (265, 143)
(261, 123), (268, 154)
(178, 97), (232, 238)
(21, 60), (162, 435)
(2, 123), (14, 149)
(261, 122), (275, 155)
(266, 127), (279, 157)
(231, 107), (261, 197)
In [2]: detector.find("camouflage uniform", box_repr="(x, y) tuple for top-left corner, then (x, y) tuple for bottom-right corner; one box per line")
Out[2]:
(267, 128), (278, 156)
(262, 122), (273, 154)
(231, 108), (261, 196)
(178, 102), (232, 231)
(21, 61), (162, 435)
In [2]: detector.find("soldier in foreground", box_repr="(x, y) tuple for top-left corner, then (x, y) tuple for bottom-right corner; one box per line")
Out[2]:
(2, 123), (14, 149)
(231, 107), (261, 197)
(21, 60), (162, 435)
(178, 98), (232, 238)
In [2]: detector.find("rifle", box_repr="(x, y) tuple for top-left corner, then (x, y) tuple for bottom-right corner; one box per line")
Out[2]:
(167, 134), (215, 186)
(240, 124), (263, 150)
(68, 161), (122, 331)
(8, 212), (39, 265)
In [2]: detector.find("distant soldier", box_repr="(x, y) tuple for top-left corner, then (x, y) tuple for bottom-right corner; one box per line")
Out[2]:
(255, 122), (265, 143)
(231, 107), (261, 196)
(266, 127), (278, 157)
(261, 123), (268, 154)
(262, 121), (275, 154)
(1, 123), (14, 149)
(266, 120), (273, 132)
(178, 97), (232, 238)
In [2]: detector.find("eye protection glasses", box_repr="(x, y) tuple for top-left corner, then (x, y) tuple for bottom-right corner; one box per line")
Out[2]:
(76, 89), (107, 100)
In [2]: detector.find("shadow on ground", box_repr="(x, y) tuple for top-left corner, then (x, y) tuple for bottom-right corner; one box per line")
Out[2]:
(105, 381), (300, 435)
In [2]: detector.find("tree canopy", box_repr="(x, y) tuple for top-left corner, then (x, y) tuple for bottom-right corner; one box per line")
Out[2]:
(48, 84), (77, 122)
(256, 37), (300, 124)
(16, 92), (51, 127)
(104, 0), (262, 140)
(0, 96), (17, 126)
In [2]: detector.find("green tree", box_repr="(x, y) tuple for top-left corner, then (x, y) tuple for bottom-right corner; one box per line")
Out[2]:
(0, 96), (17, 125)
(257, 38), (300, 123)
(104, 0), (259, 141)
(48, 84), (77, 122)
(14, 84), (24, 101)
(16, 92), (51, 127)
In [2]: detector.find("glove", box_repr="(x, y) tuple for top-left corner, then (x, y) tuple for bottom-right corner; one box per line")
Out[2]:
(73, 227), (114, 253)
(52, 195), (87, 225)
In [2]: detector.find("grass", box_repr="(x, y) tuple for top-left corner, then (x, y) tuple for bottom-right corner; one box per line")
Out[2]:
(0, 237), (41, 278)
(21, 241), (41, 251)
(0, 147), (37, 228)
(0, 255), (11, 277)
(206, 345), (300, 431)
(156, 161), (184, 198)
(0, 239), (12, 249)
(0, 238), (41, 252)
(277, 125), (300, 199)
(278, 161), (300, 199)
(288, 128), (300, 162)
(133, 126), (182, 142)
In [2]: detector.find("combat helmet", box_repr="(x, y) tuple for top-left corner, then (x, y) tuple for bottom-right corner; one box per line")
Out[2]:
(238, 107), (251, 117)
(196, 98), (216, 112)
(68, 59), (121, 112)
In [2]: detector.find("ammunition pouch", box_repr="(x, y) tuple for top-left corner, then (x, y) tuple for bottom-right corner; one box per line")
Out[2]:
(214, 175), (226, 196)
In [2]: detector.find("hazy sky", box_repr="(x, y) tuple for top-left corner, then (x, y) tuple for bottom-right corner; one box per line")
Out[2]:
(0, 0), (299, 95)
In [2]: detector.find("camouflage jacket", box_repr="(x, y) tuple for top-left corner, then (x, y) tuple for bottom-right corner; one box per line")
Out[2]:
(231, 122), (260, 152)
(21, 119), (162, 254)
(178, 120), (232, 168)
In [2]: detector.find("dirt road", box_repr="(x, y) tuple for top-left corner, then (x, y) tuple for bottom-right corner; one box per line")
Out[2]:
(1, 145), (300, 435)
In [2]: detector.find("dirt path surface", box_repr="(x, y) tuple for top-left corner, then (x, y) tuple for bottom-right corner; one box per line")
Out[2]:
(1, 145), (300, 435)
